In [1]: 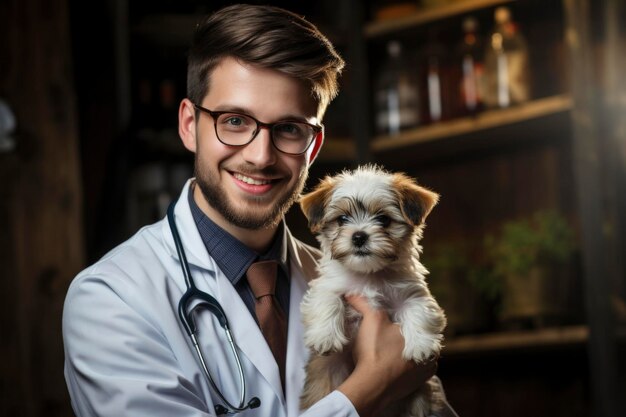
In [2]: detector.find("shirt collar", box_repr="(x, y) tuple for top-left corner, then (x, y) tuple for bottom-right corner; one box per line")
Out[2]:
(188, 183), (288, 285)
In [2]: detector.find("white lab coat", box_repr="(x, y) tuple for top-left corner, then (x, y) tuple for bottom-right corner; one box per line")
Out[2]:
(63, 180), (358, 417)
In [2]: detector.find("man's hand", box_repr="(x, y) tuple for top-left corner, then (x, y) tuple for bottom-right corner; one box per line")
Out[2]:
(337, 294), (437, 417)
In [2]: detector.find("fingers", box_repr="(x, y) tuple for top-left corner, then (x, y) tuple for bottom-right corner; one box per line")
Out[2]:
(343, 294), (370, 315)
(344, 294), (388, 320)
(344, 294), (391, 326)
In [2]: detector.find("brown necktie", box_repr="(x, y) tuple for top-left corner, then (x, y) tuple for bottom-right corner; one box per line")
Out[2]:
(246, 260), (287, 388)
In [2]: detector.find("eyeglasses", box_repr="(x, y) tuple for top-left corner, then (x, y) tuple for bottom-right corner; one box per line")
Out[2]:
(193, 103), (323, 155)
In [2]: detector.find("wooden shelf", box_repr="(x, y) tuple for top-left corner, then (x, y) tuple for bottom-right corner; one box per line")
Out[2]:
(365, 0), (515, 38)
(444, 325), (589, 356)
(371, 94), (573, 153)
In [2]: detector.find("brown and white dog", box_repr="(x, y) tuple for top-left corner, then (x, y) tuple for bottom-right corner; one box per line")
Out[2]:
(299, 165), (446, 417)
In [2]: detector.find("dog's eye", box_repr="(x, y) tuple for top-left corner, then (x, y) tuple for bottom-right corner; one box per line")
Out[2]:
(337, 215), (350, 226)
(374, 214), (391, 227)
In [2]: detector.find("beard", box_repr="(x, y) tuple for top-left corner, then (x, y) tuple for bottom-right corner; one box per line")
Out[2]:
(194, 157), (308, 230)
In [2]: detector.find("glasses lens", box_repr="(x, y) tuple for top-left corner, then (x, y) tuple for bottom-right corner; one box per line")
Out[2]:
(216, 113), (257, 146)
(273, 122), (315, 154)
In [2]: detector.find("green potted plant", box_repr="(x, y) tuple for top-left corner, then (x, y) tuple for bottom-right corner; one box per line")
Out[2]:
(424, 241), (492, 336)
(484, 210), (577, 327)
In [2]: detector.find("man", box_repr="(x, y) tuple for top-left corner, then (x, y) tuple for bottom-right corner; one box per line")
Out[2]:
(63, 4), (458, 417)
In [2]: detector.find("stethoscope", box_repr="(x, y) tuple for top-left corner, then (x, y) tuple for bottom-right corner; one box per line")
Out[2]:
(167, 201), (261, 415)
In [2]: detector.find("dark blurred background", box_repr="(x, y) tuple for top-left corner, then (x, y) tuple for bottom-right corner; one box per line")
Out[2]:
(1, 0), (625, 416)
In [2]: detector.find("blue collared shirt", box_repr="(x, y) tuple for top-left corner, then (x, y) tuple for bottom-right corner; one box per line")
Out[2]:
(188, 185), (291, 322)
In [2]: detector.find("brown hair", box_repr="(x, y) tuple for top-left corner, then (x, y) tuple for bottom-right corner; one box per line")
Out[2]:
(187, 4), (345, 118)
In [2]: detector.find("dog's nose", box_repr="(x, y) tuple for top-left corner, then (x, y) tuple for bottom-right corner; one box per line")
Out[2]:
(352, 231), (368, 247)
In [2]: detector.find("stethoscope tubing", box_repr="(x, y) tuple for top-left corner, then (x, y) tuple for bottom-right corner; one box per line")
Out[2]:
(167, 201), (260, 414)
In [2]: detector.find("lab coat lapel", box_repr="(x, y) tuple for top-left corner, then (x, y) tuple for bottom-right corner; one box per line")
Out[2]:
(162, 179), (215, 270)
(284, 229), (320, 416)
(285, 261), (308, 415)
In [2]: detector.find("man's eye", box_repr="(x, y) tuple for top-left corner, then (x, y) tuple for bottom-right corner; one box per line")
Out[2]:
(337, 215), (350, 226)
(224, 116), (244, 126)
(219, 113), (253, 130)
(374, 214), (391, 227)
(275, 122), (304, 138)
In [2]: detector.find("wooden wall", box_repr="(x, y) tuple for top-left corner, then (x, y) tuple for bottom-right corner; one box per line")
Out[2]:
(0, 0), (84, 415)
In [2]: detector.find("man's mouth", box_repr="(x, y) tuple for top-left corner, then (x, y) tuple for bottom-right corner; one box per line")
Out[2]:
(232, 172), (274, 185)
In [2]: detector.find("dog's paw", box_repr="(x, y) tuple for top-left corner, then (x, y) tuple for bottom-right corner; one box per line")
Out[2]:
(401, 332), (443, 362)
(302, 293), (349, 354)
(397, 298), (446, 361)
(305, 327), (348, 355)
(399, 321), (443, 362)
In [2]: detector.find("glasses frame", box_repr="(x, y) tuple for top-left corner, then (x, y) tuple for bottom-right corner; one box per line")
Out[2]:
(193, 103), (323, 156)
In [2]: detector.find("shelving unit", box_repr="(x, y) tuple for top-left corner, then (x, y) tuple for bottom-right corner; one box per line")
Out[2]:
(365, 0), (515, 38)
(444, 325), (588, 355)
(371, 94), (572, 151)
(339, 1), (625, 416)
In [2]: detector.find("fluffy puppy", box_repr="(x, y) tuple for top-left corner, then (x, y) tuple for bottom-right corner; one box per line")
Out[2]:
(299, 165), (446, 417)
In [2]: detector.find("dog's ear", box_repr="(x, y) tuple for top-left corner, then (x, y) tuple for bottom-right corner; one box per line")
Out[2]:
(299, 177), (336, 234)
(392, 173), (439, 226)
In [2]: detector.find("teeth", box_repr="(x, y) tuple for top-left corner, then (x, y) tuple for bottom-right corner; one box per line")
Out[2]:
(234, 173), (271, 185)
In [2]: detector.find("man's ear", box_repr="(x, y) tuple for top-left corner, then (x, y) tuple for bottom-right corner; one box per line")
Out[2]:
(179, 98), (197, 153)
(307, 131), (324, 164)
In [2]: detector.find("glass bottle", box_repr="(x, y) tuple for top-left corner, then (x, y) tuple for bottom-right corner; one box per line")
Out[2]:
(419, 29), (452, 124)
(455, 17), (485, 115)
(374, 40), (420, 135)
(426, 44), (444, 123)
(483, 7), (531, 108)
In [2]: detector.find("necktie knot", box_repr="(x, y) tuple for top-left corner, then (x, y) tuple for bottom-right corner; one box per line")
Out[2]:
(247, 260), (278, 299)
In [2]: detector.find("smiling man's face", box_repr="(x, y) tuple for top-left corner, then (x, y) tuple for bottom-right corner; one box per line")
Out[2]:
(187, 57), (321, 232)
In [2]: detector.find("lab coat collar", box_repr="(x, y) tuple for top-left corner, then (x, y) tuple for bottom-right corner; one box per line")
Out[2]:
(162, 179), (218, 270)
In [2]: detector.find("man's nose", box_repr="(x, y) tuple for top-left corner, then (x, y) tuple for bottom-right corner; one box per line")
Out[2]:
(241, 126), (277, 168)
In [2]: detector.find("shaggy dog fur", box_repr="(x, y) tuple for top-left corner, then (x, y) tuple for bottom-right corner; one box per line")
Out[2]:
(299, 165), (446, 417)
